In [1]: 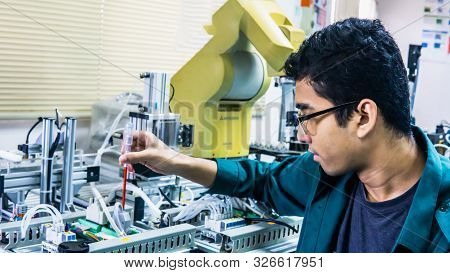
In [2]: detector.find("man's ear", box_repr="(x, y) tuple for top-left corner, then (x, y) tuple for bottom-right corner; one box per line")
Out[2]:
(354, 99), (378, 138)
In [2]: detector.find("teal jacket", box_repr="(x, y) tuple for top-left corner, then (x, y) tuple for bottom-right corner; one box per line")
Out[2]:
(208, 126), (449, 252)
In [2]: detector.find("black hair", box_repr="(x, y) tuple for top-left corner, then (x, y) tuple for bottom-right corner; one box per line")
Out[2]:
(285, 18), (411, 137)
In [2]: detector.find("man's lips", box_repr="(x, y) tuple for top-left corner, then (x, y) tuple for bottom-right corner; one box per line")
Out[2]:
(310, 150), (320, 162)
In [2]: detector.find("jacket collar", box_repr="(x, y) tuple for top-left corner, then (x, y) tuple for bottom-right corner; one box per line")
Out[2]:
(394, 126), (444, 252)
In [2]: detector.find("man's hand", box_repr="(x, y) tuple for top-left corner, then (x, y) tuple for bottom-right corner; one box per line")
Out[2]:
(118, 131), (181, 175)
(118, 131), (217, 187)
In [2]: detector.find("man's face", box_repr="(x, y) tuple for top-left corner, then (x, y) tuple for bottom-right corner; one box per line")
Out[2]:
(295, 80), (359, 176)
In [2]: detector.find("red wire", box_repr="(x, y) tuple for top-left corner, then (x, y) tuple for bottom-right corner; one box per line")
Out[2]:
(122, 167), (127, 208)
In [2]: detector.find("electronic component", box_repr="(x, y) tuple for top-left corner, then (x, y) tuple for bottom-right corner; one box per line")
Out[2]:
(15, 203), (27, 219)
(41, 223), (76, 253)
(204, 217), (245, 233)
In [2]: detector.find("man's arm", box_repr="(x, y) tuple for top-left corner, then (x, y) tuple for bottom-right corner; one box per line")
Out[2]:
(207, 154), (319, 216)
(171, 153), (217, 187)
(119, 131), (319, 215)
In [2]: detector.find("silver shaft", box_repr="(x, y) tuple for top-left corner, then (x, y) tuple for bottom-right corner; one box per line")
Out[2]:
(40, 117), (55, 205)
(60, 117), (77, 213)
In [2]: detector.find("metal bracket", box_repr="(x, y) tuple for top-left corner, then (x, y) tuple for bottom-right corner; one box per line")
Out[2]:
(86, 166), (100, 182)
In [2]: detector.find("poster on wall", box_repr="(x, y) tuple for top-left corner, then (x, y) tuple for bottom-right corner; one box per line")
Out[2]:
(411, 0), (450, 131)
(289, 0), (331, 36)
(421, 0), (450, 59)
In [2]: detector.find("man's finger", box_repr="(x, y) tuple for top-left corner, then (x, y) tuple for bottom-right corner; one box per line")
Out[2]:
(127, 164), (135, 172)
(119, 150), (150, 165)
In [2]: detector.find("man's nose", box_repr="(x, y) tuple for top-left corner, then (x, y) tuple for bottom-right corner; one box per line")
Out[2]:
(298, 129), (312, 143)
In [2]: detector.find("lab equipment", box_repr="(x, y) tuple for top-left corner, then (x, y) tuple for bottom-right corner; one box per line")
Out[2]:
(121, 122), (133, 208)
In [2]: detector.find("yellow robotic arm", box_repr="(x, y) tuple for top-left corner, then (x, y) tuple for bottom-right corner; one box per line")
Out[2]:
(171, 0), (304, 158)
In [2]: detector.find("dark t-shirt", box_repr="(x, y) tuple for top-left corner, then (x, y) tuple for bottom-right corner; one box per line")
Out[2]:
(335, 181), (418, 253)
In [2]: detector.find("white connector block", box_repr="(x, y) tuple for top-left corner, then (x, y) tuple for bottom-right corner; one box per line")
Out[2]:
(86, 198), (108, 225)
(205, 217), (245, 233)
(42, 223), (76, 245)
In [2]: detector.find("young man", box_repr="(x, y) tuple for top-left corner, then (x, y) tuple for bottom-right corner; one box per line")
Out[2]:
(119, 18), (449, 252)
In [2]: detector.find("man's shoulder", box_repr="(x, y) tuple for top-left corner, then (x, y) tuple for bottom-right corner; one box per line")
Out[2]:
(269, 153), (321, 182)
(282, 152), (316, 164)
(435, 155), (450, 245)
(278, 152), (319, 170)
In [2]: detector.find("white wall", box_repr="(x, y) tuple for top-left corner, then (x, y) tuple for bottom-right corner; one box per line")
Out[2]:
(377, 0), (450, 131)
(377, 0), (423, 68)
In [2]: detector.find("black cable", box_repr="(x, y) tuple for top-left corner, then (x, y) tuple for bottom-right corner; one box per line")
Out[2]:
(25, 117), (43, 144)
(169, 84), (175, 113)
(24, 190), (31, 200)
(49, 132), (61, 158)
(55, 109), (59, 129)
(58, 122), (66, 131)
(158, 187), (178, 208)
(243, 217), (299, 233)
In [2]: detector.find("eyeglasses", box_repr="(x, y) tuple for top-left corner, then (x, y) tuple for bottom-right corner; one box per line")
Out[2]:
(297, 101), (359, 135)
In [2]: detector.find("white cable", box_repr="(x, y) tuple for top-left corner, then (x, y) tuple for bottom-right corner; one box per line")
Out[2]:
(208, 204), (219, 218)
(177, 199), (203, 221)
(185, 186), (194, 204)
(20, 204), (62, 239)
(178, 200), (206, 220)
(21, 208), (55, 237)
(105, 183), (161, 223)
(173, 195), (226, 222)
(112, 202), (125, 233)
(90, 183), (126, 237)
(94, 94), (132, 166)
(21, 208), (58, 236)
(23, 205), (62, 226)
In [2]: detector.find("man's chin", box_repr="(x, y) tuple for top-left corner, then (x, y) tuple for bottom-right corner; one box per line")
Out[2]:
(320, 164), (347, 177)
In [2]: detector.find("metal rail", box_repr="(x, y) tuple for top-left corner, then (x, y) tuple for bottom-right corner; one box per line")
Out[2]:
(89, 224), (196, 253)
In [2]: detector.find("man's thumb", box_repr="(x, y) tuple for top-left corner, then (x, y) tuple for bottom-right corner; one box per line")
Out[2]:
(119, 151), (148, 165)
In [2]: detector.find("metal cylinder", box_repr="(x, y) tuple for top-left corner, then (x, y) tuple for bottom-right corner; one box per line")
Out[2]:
(60, 117), (77, 213)
(129, 112), (149, 132)
(278, 77), (296, 143)
(40, 117), (55, 205)
(16, 191), (27, 218)
(153, 114), (180, 149)
(140, 72), (171, 114)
